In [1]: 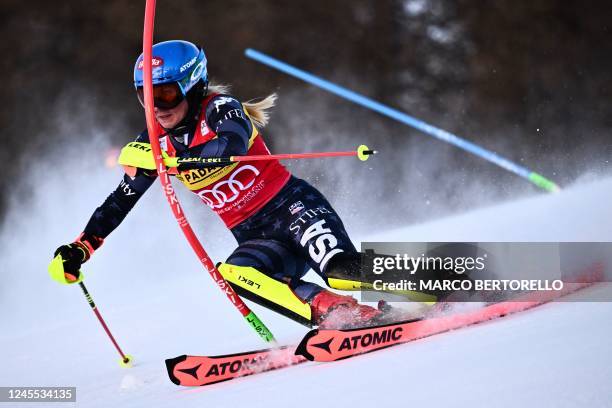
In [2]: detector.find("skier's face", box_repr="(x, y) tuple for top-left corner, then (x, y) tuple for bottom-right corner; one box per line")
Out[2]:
(154, 99), (188, 129)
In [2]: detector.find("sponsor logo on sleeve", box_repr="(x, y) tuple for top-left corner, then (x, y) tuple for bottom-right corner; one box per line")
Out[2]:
(119, 180), (136, 196)
(223, 109), (246, 121)
(214, 96), (237, 112)
(289, 201), (305, 215)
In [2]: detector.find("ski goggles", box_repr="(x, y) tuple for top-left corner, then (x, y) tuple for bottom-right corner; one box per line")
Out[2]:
(136, 82), (185, 110)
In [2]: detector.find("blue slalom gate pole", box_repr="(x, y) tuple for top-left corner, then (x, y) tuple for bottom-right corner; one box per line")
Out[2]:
(245, 48), (560, 193)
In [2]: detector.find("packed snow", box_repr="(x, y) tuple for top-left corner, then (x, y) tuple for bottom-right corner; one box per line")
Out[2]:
(1, 148), (611, 407)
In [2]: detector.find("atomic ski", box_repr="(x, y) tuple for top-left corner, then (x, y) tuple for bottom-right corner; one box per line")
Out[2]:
(295, 279), (597, 362)
(166, 276), (598, 386)
(165, 346), (306, 386)
(295, 300), (540, 361)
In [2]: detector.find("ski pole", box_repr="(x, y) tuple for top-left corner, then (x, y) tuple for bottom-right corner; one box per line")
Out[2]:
(78, 282), (133, 368)
(142, 0), (276, 343)
(118, 144), (375, 172)
(169, 145), (376, 169)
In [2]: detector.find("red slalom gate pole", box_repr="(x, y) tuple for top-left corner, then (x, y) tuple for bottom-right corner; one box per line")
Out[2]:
(142, 0), (275, 343)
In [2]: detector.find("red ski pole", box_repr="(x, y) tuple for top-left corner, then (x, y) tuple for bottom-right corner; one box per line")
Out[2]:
(142, 0), (275, 343)
(232, 145), (376, 162)
(78, 282), (133, 367)
(170, 145), (377, 169)
(119, 144), (376, 171)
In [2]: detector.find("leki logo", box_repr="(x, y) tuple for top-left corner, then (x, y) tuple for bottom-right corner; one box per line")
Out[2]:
(239, 275), (261, 289)
(197, 165), (260, 209)
(137, 57), (164, 70)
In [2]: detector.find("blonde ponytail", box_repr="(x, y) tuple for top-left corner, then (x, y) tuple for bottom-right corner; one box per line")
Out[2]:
(243, 94), (277, 128)
(207, 83), (277, 128)
(208, 83), (231, 95)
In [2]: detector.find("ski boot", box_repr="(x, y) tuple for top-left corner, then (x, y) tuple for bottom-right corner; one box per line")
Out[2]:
(310, 290), (383, 329)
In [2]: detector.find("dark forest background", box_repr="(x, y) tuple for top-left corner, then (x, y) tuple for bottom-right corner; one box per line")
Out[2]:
(1, 0), (610, 229)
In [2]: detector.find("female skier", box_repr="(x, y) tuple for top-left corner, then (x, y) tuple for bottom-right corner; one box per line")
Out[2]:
(51, 40), (382, 328)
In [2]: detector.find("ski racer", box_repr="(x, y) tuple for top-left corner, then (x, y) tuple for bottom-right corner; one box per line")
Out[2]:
(51, 40), (402, 328)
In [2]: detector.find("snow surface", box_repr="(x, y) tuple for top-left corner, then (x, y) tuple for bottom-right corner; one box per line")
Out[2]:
(1, 155), (611, 408)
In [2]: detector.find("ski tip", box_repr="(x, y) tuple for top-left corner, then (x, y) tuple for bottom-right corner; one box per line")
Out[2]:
(294, 329), (319, 361)
(165, 355), (187, 386)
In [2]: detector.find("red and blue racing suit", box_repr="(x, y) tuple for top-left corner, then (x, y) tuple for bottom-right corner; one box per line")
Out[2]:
(82, 93), (357, 301)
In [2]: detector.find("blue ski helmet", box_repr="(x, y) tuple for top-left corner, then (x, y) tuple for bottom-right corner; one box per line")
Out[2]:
(133, 40), (208, 100)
